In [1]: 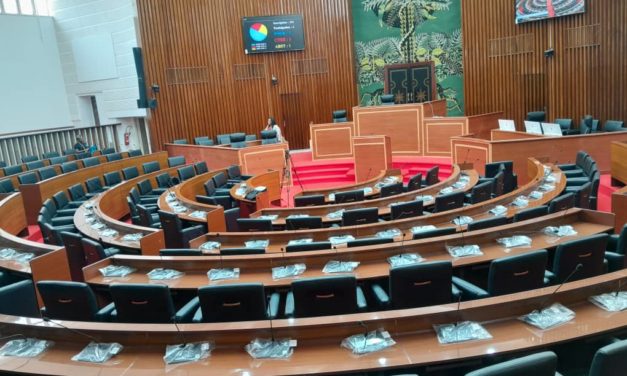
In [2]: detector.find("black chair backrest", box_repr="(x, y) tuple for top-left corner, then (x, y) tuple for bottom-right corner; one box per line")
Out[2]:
(573, 181), (592, 209)
(389, 261), (454, 309)
(38, 166), (57, 180)
(103, 171), (122, 186)
(110, 283), (175, 323)
(122, 166), (139, 180)
(334, 189), (365, 204)
(167, 156), (186, 167)
(216, 134), (230, 145)
(136, 179), (154, 196)
(491, 170), (505, 197)
(68, 183), (86, 201)
(81, 238), (108, 264)
(85, 177), (103, 193)
(194, 136), (213, 145)
(292, 276), (358, 318)
(49, 156), (68, 165)
(212, 172), (228, 188)
(18, 172), (39, 184)
(101, 147), (116, 155)
(37, 281), (100, 321)
(526, 111), (546, 122)
(61, 161), (79, 173)
(552, 233), (609, 283)
(2, 165), (23, 176)
(406, 173), (423, 191)
(60, 231), (86, 282)
(178, 165), (196, 181)
(227, 165), (242, 179)
(260, 130), (278, 144)
(159, 249), (202, 256)
(25, 160), (45, 170)
(236, 218), (273, 232)
(380, 182), (403, 197)
(194, 161), (208, 175)
(347, 237), (393, 248)
(136, 204), (158, 227)
(485, 161), (513, 178)
(588, 339), (627, 376)
(465, 351), (558, 376)
(332, 109), (347, 123)
(224, 207), (240, 231)
(468, 180), (493, 204)
(341, 207), (379, 226)
(21, 155), (38, 163)
(487, 250), (548, 296)
(0, 280), (40, 318)
(172, 139), (188, 144)
(412, 226), (456, 240)
(52, 191), (70, 209)
(548, 192), (575, 213)
(42, 151), (60, 159)
(286, 241), (332, 253)
(603, 120), (625, 132)
(294, 194), (325, 207)
(198, 284), (268, 322)
(158, 210), (186, 248)
(380, 94), (394, 104)
(106, 153), (122, 162)
(220, 248), (266, 255)
(467, 216), (508, 232)
(155, 172), (173, 188)
(82, 157), (100, 168)
(128, 149), (142, 157)
(390, 200), (424, 220)
(229, 133), (247, 148)
(423, 166), (440, 186)
(513, 205), (548, 222)
(434, 191), (465, 213)
(555, 118), (573, 132)
(286, 216), (323, 230)
(142, 161), (161, 174)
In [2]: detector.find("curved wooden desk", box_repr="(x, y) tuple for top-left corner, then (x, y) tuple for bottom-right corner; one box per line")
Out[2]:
(84, 208), (613, 289)
(155, 170), (227, 230)
(229, 170), (281, 215)
(296, 168), (403, 203)
(192, 159), (565, 251)
(251, 167), (479, 226)
(19, 152), (168, 224)
(1, 270), (626, 375)
(0, 193), (70, 305)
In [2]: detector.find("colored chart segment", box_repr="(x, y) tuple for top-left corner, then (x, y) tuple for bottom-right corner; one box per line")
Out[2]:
(249, 23), (268, 42)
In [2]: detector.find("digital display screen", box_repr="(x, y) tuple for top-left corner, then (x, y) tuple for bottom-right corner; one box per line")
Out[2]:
(516, 0), (585, 24)
(242, 14), (305, 54)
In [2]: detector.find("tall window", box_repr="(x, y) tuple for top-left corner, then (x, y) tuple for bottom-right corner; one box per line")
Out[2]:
(0, 0), (49, 15)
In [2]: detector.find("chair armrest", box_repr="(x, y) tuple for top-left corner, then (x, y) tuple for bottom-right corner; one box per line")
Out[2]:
(356, 286), (367, 311)
(192, 308), (203, 323)
(215, 188), (232, 195)
(212, 195), (233, 208)
(175, 297), (200, 323)
(557, 163), (577, 170)
(371, 284), (390, 307)
(240, 175), (253, 180)
(56, 209), (78, 217)
(563, 170), (585, 178)
(182, 225), (205, 246)
(452, 276), (489, 300)
(607, 234), (620, 253)
(50, 217), (75, 226)
(266, 292), (280, 319)
(566, 177), (590, 187)
(151, 188), (168, 195)
(139, 197), (159, 204)
(95, 303), (116, 322)
(605, 252), (625, 272)
(284, 291), (294, 318)
(452, 284), (462, 300)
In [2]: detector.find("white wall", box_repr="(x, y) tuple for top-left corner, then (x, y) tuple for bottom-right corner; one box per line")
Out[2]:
(49, 0), (146, 151)
(0, 15), (72, 135)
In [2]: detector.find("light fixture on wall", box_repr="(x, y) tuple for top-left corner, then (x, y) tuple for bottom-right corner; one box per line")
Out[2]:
(148, 83), (159, 109)
(271, 75), (279, 86)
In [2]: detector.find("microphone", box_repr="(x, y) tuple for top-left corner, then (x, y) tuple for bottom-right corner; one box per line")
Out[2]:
(171, 315), (186, 347)
(364, 168), (373, 183)
(42, 317), (99, 343)
(454, 291), (463, 343)
(538, 263), (583, 310)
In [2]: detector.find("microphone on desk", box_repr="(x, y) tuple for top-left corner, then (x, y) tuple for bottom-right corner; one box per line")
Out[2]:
(42, 316), (99, 343)
(364, 168), (373, 183)
(171, 315), (187, 348)
(538, 263), (583, 311)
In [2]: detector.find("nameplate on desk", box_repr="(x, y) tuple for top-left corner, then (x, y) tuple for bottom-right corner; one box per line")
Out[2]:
(458, 162), (474, 170)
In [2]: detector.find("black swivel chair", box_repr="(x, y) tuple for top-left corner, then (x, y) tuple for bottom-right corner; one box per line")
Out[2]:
(37, 281), (114, 322)
(380, 94), (395, 105)
(546, 233), (609, 284)
(53, 191), (85, 210)
(466, 180), (493, 204)
(294, 194), (325, 207)
(212, 171), (232, 189)
(390, 200), (424, 220)
(236, 218), (273, 232)
(261, 130), (278, 144)
(194, 136), (213, 145)
(588, 339), (627, 376)
(21, 155), (39, 163)
(60, 231), (87, 282)
(81, 238), (119, 264)
(467, 216), (508, 231)
(109, 283), (177, 323)
(194, 161), (208, 175)
(332, 109), (348, 123)
(187, 284), (280, 323)
(371, 261), (458, 309)
(61, 161), (79, 173)
(25, 160), (45, 170)
(128, 149), (142, 157)
(49, 156), (68, 165)
(226, 165), (252, 182)
(103, 171), (122, 187)
(513, 205), (548, 222)
(406, 173), (423, 191)
(334, 189), (365, 203)
(85, 177), (106, 195)
(224, 207), (240, 232)
(18, 172), (39, 184)
(229, 133), (247, 148)
(422, 166), (440, 186)
(172, 139), (188, 144)
(526, 111), (546, 122)
(105, 153), (123, 162)
(605, 224), (627, 272)
(38, 166), (57, 180)
(285, 216), (323, 230)
(380, 182), (403, 197)
(453, 250), (548, 299)
(158, 210), (205, 248)
(603, 120), (626, 132)
(433, 191), (465, 213)
(177, 165), (197, 181)
(285, 276), (367, 318)
(137, 179), (166, 196)
(42, 151), (60, 159)
(465, 351), (559, 376)
(548, 192), (575, 213)
(142, 161), (161, 174)
(167, 156), (186, 167)
(82, 157), (100, 167)
(121, 166), (139, 180)
(0, 280), (40, 318)
(554, 118), (573, 135)
(341, 207), (379, 226)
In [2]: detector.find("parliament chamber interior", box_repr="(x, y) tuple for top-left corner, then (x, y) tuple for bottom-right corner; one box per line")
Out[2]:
(1, 0), (627, 375)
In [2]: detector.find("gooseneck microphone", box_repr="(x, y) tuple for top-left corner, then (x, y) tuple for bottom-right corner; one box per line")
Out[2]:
(538, 263), (583, 310)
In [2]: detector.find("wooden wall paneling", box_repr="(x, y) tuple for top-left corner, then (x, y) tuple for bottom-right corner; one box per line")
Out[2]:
(137, 0), (358, 151)
(463, 0), (627, 129)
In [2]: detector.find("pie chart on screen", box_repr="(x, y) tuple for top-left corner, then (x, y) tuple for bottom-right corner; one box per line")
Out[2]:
(249, 23), (268, 42)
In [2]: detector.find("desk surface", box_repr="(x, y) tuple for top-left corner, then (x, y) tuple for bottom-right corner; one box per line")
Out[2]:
(84, 208), (613, 289)
(192, 159), (565, 251)
(3, 270), (627, 375)
(297, 169), (403, 202)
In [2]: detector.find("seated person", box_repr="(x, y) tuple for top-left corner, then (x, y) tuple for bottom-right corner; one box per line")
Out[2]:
(264, 117), (283, 142)
(73, 136), (96, 154)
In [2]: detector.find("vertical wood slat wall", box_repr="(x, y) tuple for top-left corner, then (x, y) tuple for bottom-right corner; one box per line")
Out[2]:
(462, 0), (627, 129)
(136, 0), (357, 151)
